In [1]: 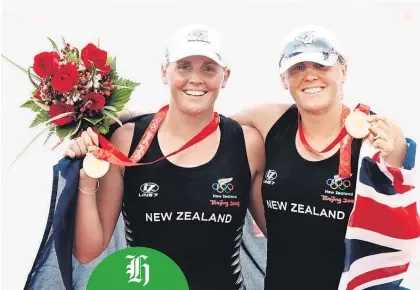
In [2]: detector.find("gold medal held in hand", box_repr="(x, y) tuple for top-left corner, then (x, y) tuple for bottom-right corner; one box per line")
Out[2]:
(83, 147), (110, 179)
(345, 110), (370, 139)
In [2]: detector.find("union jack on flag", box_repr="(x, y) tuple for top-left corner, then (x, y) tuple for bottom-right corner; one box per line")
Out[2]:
(339, 139), (420, 290)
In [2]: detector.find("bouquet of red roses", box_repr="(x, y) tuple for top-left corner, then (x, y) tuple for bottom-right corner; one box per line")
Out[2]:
(17, 38), (139, 141)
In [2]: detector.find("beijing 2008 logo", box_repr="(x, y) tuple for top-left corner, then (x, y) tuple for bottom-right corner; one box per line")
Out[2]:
(212, 177), (234, 194)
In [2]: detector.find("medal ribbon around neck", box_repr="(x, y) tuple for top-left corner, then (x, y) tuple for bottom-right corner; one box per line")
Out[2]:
(83, 105), (220, 178)
(298, 103), (370, 179)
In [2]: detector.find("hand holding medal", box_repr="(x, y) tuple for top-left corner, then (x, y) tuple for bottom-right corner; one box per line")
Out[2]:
(300, 103), (405, 179)
(345, 108), (395, 157)
(63, 127), (109, 179)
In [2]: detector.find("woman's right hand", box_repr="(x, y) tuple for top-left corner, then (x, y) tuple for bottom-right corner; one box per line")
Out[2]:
(63, 127), (99, 158)
(63, 127), (100, 181)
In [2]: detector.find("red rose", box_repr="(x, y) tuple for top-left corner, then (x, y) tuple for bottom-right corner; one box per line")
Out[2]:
(33, 52), (60, 78)
(81, 43), (111, 75)
(51, 63), (79, 94)
(50, 103), (75, 126)
(83, 92), (106, 110)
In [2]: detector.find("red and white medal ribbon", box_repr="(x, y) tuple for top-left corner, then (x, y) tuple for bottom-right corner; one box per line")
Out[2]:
(298, 103), (370, 179)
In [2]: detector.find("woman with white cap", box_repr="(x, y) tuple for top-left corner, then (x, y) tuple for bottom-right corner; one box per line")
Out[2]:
(64, 24), (266, 290)
(232, 26), (416, 290)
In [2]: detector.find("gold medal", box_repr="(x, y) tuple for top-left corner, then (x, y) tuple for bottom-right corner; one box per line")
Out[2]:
(345, 110), (370, 139)
(83, 150), (110, 179)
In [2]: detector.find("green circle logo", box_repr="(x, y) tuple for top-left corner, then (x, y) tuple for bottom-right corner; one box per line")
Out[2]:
(87, 247), (189, 290)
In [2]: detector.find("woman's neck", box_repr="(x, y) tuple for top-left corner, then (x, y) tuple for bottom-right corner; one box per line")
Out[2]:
(160, 104), (215, 139)
(299, 102), (344, 141)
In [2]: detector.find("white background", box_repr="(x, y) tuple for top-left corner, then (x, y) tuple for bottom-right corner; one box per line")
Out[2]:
(1, 0), (420, 289)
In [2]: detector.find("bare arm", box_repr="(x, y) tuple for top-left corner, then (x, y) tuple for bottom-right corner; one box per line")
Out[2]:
(70, 123), (134, 263)
(119, 103), (291, 140)
(231, 103), (292, 140)
(243, 125), (267, 237)
(115, 109), (151, 123)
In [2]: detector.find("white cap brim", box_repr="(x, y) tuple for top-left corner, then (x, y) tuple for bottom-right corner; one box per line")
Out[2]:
(279, 51), (338, 74)
(168, 42), (226, 67)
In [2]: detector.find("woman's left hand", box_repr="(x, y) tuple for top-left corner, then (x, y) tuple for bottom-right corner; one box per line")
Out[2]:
(367, 115), (407, 167)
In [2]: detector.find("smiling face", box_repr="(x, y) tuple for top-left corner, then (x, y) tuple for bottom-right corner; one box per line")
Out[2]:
(281, 60), (347, 114)
(161, 55), (230, 116)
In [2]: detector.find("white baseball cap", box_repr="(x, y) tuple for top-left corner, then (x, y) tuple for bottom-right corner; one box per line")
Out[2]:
(279, 26), (342, 74)
(164, 24), (226, 67)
